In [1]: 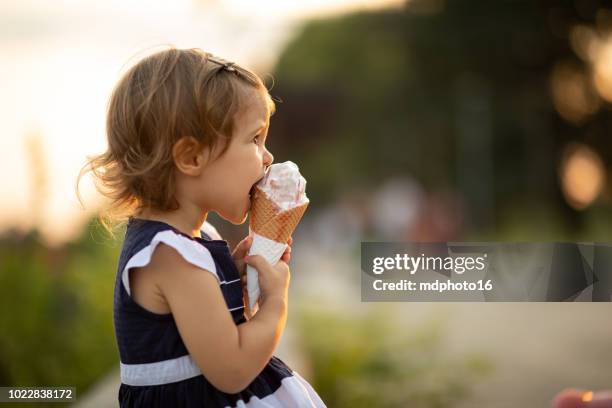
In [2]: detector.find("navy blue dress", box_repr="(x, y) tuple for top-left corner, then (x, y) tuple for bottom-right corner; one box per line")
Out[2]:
(113, 217), (326, 407)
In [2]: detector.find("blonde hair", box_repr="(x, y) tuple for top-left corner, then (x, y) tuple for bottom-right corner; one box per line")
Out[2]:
(76, 47), (276, 237)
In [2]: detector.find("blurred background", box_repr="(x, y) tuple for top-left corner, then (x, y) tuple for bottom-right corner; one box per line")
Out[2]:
(1, 0), (612, 406)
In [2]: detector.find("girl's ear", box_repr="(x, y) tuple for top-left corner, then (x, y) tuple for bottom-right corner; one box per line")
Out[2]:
(172, 136), (209, 176)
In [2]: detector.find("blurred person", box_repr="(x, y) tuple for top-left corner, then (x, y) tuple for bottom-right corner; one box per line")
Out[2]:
(411, 190), (465, 241)
(77, 47), (325, 407)
(371, 177), (424, 241)
(553, 389), (612, 408)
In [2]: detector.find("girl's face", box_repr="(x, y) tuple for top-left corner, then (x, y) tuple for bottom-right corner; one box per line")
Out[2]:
(199, 90), (274, 225)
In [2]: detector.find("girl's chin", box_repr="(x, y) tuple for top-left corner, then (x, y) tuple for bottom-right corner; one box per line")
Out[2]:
(220, 215), (246, 226)
(219, 205), (250, 225)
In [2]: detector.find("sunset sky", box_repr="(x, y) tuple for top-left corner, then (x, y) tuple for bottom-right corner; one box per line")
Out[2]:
(0, 0), (404, 246)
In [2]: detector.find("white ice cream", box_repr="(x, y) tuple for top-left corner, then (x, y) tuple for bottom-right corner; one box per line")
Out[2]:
(256, 161), (309, 210)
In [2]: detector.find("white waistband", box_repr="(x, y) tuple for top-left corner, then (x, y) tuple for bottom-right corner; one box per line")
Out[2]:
(120, 354), (202, 386)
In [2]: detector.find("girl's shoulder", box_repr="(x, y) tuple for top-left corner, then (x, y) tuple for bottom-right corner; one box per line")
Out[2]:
(118, 217), (227, 297)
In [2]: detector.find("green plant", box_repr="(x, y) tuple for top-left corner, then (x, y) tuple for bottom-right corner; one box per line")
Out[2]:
(294, 303), (492, 408)
(0, 221), (121, 407)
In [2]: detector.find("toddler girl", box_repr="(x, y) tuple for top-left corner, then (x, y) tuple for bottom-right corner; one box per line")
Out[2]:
(78, 47), (326, 407)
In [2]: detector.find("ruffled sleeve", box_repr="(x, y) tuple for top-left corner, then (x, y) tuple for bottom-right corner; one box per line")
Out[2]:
(121, 229), (219, 296)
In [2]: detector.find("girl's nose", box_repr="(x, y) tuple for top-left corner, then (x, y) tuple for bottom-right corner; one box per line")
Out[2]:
(263, 148), (274, 167)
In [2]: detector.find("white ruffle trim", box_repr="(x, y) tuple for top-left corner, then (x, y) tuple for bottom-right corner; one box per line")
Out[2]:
(122, 229), (219, 295)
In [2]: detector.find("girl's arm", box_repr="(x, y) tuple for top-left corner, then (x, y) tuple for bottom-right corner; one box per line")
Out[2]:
(147, 243), (289, 394)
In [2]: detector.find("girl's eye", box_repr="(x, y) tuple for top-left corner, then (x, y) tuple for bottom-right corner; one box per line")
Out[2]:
(253, 135), (260, 145)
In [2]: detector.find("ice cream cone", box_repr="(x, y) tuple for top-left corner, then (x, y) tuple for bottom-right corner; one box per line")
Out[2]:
(246, 184), (309, 313)
(249, 186), (309, 243)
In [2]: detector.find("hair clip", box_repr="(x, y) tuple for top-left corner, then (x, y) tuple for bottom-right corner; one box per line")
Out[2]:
(207, 54), (237, 72)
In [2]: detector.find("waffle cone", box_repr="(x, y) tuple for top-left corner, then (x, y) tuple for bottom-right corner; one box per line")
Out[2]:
(248, 186), (309, 243)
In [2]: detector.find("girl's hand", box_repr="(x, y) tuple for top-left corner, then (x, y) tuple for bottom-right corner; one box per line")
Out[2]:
(232, 236), (293, 319)
(281, 236), (293, 263)
(232, 236), (293, 280)
(231, 235), (253, 280)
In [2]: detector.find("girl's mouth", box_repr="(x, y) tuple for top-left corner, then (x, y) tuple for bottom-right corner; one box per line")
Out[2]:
(249, 183), (258, 198)
(247, 185), (258, 212)
(249, 173), (265, 201)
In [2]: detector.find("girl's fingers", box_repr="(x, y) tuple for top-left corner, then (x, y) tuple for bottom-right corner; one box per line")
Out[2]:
(232, 236), (253, 259)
